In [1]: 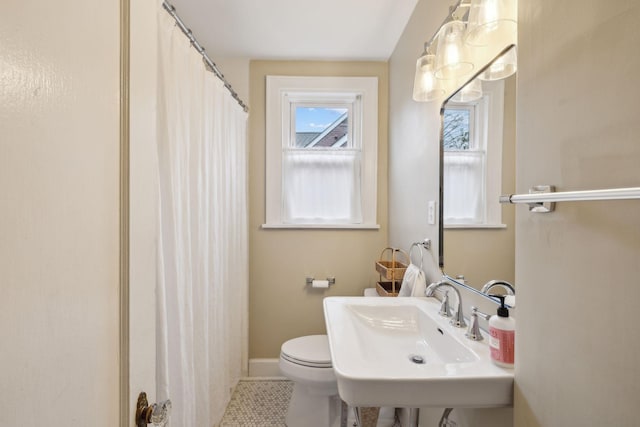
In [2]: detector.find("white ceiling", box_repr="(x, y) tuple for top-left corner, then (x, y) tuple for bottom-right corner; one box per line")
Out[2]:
(168, 0), (419, 61)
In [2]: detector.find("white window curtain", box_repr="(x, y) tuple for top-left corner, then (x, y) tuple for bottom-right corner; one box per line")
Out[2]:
(156, 5), (248, 427)
(282, 149), (362, 224)
(443, 151), (486, 224)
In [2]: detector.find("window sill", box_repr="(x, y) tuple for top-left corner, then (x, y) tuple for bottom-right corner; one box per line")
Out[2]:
(261, 223), (380, 230)
(444, 223), (507, 229)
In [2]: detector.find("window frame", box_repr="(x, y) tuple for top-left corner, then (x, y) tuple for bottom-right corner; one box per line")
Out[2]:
(264, 76), (379, 229)
(443, 80), (505, 229)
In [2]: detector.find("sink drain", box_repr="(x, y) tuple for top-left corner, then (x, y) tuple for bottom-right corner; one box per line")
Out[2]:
(409, 354), (426, 364)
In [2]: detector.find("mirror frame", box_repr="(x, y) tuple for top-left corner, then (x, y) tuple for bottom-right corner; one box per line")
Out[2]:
(438, 44), (517, 300)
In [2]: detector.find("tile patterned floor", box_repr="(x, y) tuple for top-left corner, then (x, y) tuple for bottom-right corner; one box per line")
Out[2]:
(218, 378), (400, 427)
(219, 379), (293, 426)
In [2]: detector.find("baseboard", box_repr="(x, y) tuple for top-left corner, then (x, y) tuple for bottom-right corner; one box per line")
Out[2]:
(248, 358), (283, 378)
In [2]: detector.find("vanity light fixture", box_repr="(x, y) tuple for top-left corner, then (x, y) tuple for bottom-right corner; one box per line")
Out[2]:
(411, 0), (471, 103)
(465, 0), (517, 48)
(411, 0), (517, 103)
(434, 19), (475, 80)
(412, 48), (446, 102)
(479, 45), (517, 81)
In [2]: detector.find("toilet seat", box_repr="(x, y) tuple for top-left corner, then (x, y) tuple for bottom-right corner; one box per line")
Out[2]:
(280, 335), (332, 368)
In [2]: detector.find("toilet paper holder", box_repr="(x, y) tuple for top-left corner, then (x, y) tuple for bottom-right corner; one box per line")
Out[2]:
(306, 277), (336, 286)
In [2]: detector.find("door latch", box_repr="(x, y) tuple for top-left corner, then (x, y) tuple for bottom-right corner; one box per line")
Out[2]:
(136, 392), (172, 427)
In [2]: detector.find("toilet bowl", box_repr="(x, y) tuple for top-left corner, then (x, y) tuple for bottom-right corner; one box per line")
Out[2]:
(279, 334), (341, 427)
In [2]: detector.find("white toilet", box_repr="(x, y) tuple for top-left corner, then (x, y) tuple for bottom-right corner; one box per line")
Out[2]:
(279, 334), (341, 427)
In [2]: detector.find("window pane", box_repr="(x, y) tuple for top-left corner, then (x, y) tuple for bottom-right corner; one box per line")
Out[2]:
(443, 109), (470, 150)
(295, 107), (349, 148)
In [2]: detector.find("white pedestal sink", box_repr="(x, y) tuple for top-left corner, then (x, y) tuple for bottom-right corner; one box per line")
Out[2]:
(323, 297), (513, 409)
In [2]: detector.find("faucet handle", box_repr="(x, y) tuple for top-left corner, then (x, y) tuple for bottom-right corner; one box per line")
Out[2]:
(465, 306), (491, 341)
(438, 290), (452, 318)
(471, 306), (491, 320)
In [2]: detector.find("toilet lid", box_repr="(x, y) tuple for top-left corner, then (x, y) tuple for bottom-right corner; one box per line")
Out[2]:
(281, 335), (332, 368)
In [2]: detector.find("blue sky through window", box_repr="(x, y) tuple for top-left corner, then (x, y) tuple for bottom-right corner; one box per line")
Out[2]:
(296, 107), (348, 133)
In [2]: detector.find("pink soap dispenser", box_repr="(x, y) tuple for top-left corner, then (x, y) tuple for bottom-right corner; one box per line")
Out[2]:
(489, 295), (515, 368)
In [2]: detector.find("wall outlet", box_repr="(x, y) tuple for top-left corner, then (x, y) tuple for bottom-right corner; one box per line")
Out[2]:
(428, 200), (436, 225)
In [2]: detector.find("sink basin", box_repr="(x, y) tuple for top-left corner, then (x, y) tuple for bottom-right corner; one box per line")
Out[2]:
(323, 297), (513, 408)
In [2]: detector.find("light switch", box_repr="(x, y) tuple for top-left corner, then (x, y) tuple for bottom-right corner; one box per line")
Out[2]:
(428, 201), (436, 225)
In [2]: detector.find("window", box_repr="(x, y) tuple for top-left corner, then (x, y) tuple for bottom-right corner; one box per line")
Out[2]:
(443, 80), (505, 228)
(264, 76), (378, 228)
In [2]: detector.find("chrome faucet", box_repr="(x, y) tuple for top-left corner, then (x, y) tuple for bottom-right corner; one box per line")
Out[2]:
(480, 280), (515, 296)
(425, 281), (466, 328)
(465, 306), (491, 341)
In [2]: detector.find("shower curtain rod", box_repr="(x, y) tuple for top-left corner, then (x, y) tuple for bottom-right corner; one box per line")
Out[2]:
(162, 1), (249, 112)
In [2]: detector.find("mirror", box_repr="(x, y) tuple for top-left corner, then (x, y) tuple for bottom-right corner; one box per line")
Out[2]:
(439, 46), (516, 296)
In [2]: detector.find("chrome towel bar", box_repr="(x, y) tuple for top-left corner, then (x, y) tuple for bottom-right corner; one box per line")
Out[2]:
(499, 185), (640, 212)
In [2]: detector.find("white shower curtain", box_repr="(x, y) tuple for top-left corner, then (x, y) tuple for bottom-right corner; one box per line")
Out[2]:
(155, 5), (248, 426)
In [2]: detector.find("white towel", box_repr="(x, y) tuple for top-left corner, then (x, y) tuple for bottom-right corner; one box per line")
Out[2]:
(398, 264), (427, 297)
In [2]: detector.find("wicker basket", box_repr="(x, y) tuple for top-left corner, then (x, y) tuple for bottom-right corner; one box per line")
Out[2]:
(375, 281), (401, 297)
(374, 247), (409, 297)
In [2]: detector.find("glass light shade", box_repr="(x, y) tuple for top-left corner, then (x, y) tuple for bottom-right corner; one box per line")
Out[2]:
(466, 0), (517, 47)
(451, 78), (483, 103)
(434, 20), (474, 80)
(412, 53), (446, 102)
(479, 46), (517, 81)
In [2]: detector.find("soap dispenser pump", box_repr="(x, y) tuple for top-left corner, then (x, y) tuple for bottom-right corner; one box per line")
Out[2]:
(489, 295), (515, 368)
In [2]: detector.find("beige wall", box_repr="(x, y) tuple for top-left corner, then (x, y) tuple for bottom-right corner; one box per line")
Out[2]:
(0, 0), (120, 425)
(388, 0), (448, 284)
(248, 61), (389, 358)
(215, 57), (250, 106)
(444, 75), (517, 288)
(515, 1), (640, 425)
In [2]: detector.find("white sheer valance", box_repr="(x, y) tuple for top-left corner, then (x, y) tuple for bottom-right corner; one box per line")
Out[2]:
(282, 149), (362, 224)
(443, 150), (486, 224)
